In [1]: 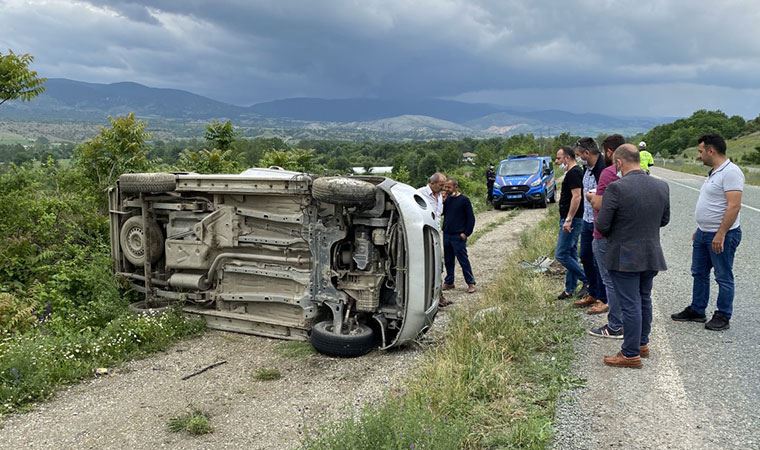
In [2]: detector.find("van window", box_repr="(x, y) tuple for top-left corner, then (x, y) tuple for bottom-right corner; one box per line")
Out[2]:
(498, 160), (540, 176)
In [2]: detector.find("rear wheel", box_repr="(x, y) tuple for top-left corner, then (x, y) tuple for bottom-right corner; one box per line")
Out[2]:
(119, 216), (164, 266)
(119, 173), (176, 193)
(309, 321), (377, 357)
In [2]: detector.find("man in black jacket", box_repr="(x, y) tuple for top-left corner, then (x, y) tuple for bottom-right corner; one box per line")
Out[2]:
(442, 178), (477, 294)
(486, 164), (496, 204)
(596, 144), (670, 368)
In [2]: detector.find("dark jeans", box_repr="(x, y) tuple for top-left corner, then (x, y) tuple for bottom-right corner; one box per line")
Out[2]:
(487, 183), (495, 203)
(610, 270), (657, 357)
(444, 233), (475, 285)
(690, 227), (742, 319)
(556, 217), (587, 294)
(580, 221), (605, 301)
(592, 238), (623, 331)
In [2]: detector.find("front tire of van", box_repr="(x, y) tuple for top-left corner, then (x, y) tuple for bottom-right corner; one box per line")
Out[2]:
(310, 321), (377, 357)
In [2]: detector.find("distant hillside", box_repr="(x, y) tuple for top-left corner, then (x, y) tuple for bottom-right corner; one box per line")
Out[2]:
(0, 78), (674, 140)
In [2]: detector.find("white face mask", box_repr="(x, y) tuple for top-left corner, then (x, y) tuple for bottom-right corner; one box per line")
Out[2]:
(560, 163), (567, 170)
(616, 170), (623, 178)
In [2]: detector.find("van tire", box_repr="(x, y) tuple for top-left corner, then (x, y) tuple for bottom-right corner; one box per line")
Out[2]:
(119, 216), (164, 266)
(537, 193), (548, 208)
(128, 300), (172, 316)
(548, 188), (557, 203)
(119, 173), (176, 193)
(312, 177), (377, 208)
(309, 321), (376, 357)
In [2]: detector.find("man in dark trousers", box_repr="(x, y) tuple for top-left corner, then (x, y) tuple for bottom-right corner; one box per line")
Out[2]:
(597, 144), (670, 368)
(554, 146), (588, 300)
(486, 164), (496, 205)
(442, 178), (477, 294)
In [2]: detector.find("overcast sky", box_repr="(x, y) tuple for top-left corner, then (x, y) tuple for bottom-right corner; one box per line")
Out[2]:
(2, 0), (760, 117)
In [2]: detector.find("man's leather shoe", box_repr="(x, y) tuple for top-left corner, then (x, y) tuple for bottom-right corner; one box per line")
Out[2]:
(603, 352), (642, 368)
(587, 300), (609, 315)
(467, 284), (476, 294)
(640, 344), (649, 358)
(442, 283), (455, 291)
(573, 295), (596, 307)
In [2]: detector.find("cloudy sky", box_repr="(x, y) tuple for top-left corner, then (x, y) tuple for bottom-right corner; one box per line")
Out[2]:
(2, 0), (760, 117)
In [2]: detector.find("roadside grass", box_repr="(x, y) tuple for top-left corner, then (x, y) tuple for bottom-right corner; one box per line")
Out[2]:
(659, 159), (760, 185)
(303, 209), (583, 449)
(167, 408), (213, 435)
(253, 367), (282, 381)
(468, 209), (519, 245)
(276, 341), (316, 359)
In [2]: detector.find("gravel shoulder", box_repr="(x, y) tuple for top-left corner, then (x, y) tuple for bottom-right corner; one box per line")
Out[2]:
(552, 167), (760, 449)
(0, 206), (547, 450)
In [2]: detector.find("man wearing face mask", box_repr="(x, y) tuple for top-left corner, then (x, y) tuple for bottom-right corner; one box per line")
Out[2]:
(597, 144), (670, 368)
(554, 146), (587, 300)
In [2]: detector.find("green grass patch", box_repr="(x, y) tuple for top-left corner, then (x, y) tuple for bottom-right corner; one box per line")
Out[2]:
(168, 409), (213, 435)
(276, 341), (316, 359)
(659, 159), (760, 186)
(303, 208), (583, 449)
(253, 367), (282, 381)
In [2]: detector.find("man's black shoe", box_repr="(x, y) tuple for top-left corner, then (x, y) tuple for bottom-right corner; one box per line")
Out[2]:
(705, 312), (730, 331)
(576, 285), (589, 299)
(557, 291), (573, 300)
(671, 306), (707, 323)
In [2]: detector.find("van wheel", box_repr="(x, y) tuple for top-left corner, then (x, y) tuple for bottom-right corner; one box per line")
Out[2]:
(548, 188), (556, 203)
(309, 321), (377, 357)
(128, 300), (172, 316)
(119, 216), (164, 266)
(537, 193), (548, 208)
(312, 177), (377, 208)
(119, 173), (176, 193)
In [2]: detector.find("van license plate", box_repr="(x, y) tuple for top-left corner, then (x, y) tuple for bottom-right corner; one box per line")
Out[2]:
(507, 194), (522, 199)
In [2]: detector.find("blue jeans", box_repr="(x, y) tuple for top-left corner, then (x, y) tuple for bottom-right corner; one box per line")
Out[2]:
(593, 238), (623, 331)
(610, 270), (657, 357)
(556, 217), (587, 294)
(581, 221), (605, 301)
(444, 233), (475, 285)
(690, 227), (742, 319)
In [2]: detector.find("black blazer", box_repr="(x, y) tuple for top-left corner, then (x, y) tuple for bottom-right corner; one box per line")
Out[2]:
(596, 171), (670, 272)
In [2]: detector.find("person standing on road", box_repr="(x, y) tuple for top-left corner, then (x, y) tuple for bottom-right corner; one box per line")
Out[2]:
(417, 172), (447, 226)
(597, 144), (670, 368)
(575, 137), (608, 313)
(639, 141), (654, 174)
(671, 134), (744, 331)
(554, 146), (588, 300)
(486, 164), (496, 205)
(442, 178), (477, 294)
(587, 134), (624, 339)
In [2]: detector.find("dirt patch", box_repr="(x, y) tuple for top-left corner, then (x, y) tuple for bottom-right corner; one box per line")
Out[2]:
(0, 207), (548, 450)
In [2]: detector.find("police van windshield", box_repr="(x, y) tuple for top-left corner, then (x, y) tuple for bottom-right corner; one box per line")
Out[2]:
(498, 159), (540, 177)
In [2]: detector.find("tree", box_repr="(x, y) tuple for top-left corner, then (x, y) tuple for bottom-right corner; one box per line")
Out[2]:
(74, 113), (151, 192)
(204, 120), (236, 151)
(0, 50), (46, 106)
(177, 148), (242, 174)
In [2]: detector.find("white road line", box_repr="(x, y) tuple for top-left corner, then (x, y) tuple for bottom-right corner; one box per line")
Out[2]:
(655, 176), (760, 213)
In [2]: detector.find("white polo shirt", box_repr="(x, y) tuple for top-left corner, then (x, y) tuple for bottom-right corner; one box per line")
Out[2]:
(417, 184), (443, 224)
(695, 159), (744, 232)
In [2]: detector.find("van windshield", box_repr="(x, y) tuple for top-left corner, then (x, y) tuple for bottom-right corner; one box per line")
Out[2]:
(498, 159), (540, 177)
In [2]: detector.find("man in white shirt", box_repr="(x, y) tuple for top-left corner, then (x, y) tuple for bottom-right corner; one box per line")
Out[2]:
(671, 134), (744, 331)
(417, 172), (447, 226)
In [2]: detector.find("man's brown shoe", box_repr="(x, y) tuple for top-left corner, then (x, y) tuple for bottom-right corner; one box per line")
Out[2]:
(640, 345), (649, 358)
(603, 352), (642, 368)
(587, 300), (609, 315)
(467, 284), (476, 294)
(442, 283), (455, 291)
(573, 295), (596, 307)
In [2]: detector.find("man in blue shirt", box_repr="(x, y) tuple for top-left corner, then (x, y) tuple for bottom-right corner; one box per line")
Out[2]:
(442, 178), (477, 294)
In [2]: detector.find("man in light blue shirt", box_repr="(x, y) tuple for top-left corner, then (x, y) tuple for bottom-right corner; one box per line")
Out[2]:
(672, 134), (744, 331)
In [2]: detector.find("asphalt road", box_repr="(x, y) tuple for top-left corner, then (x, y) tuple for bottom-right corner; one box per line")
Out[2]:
(553, 166), (760, 449)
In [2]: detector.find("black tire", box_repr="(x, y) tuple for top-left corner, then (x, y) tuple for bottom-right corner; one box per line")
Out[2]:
(119, 216), (164, 266)
(128, 300), (172, 316)
(312, 177), (377, 207)
(537, 193), (547, 208)
(548, 187), (557, 203)
(119, 173), (176, 193)
(309, 321), (377, 357)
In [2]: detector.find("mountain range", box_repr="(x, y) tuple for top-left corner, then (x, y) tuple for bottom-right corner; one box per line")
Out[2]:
(0, 78), (673, 140)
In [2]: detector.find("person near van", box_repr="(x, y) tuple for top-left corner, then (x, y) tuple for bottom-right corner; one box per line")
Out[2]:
(575, 137), (607, 313)
(671, 134), (743, 331)
(417, 172), (447, 225)
(587, 134), (624, 339)
(638, 141), (654, 173)
(442, 178), (476, 294)
(597, 144), (670, 368)
(486, 164), (496, 204)
(554, 146), (588, 300)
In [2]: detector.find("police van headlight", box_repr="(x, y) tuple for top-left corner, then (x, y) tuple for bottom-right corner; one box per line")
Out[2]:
(530, 179), (542, 187)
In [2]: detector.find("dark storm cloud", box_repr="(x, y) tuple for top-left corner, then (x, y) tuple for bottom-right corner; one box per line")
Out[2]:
(1, 0), (760, 115)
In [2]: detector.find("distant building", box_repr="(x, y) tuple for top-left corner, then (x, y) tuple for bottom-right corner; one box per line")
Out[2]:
(351, 166), (393, 175)
(462, 152), (477, 164)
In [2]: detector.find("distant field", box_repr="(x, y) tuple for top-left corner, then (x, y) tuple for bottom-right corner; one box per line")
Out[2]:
(0, 131), (32, 145)
(676, 131), (760, 159)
